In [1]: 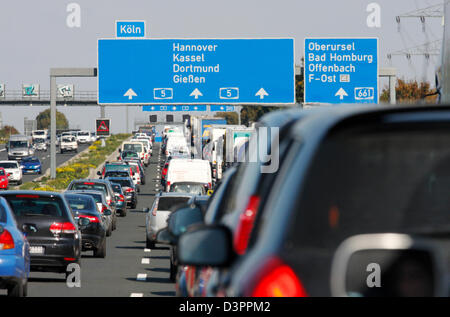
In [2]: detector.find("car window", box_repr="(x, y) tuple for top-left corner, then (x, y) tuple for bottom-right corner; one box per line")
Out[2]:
(0, 163), (18, 169)
(170, 183), (205, 195)
(157, 197), (191, 211)
(4, 195), (66, 218)
(71, 182), (107, 194)
(0, 169), (5, 176)
(290, 124), (450, 250)
(109, 178), (132, 188)
(0, 204), (7, 223)
(65, 195), (96, 212)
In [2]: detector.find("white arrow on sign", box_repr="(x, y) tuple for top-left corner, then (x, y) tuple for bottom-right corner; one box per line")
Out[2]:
(190, 88), (203, 99)
(335, 88), (348, 100)
(124, 88), (137, 100)
(255, 88), (269, 99)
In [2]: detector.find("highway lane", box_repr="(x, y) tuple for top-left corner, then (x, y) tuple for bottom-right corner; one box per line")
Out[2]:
(0, 143), (90, 184)
(25, 144), (176, 297)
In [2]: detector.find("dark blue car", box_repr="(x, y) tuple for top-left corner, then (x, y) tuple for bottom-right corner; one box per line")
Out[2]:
(0, 197), (30, 296)
(20, 157), (42, 175)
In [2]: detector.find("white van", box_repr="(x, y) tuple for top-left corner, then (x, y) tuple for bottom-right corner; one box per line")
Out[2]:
(165, 159), (212, 192)
(166, 136), (190, 157)
(76, 131), (91, 144)
(121, 142), (149, 166)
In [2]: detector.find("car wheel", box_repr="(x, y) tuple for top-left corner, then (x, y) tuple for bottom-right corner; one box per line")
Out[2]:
(93, 239), (106, 258)
(146, 237), (155, 249)
(121, 209), (127, 217)
(113, 217), (117, 230)
(7, 281), (23, 297)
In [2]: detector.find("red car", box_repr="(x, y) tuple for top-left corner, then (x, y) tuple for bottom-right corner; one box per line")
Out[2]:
(0, 168), (9, 189)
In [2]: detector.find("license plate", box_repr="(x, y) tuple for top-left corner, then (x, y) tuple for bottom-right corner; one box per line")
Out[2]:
(30, 246), (45, 255)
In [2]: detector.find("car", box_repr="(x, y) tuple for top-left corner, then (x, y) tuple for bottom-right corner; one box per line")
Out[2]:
(64, 193), (108, 258)
(99, 162), (136, 180)
(145, 192), (194, 249)
(0, 168), (9, 190)
(66, 190), (114, 237)
(109, 182), (127, 217)
(121, 142), (149, 166)
(118, 150), (140, 162)
(33, 138), (48, 151)
(20, 156), (42, 175)
(179, 105), (450, 298)
(105, 177), (138, 209)
(126, 160), (146, 185)
(66, 179), (118, 231)
(0, 191), (82, 277)
(60, 135), (78, 153)
(76, 131), (92, 144)
(0, 197), (30, 297)
(0, 161), (23, 185)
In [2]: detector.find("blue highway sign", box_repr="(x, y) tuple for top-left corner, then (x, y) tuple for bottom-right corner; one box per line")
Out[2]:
(142, 105), (207, 112)
(304, 38), (378, 104)
(98, 38), (295, 105)
(116, 21), (146, 38)
(210, 105), (235, 112)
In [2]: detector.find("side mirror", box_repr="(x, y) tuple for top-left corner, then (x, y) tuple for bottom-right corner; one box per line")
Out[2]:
(78, 218), (90, 227)
(97, 171), (101, 176)
(156, 228), (175, 245)
(177, 225), (234, 267)
(103, 209), (112, 216)
(168, 206), (204, 237)
(119, 149), (122, 153)
(330, 233), (447, 297)
(207, 189), (214, 196)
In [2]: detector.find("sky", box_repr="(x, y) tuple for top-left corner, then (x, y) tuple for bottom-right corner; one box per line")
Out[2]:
(0, 0), (445, 133)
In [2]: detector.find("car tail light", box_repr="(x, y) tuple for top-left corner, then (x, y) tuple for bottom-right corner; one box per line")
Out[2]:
(250, 257), (307, 297)
(118, 194), (125, 202)
(64, 257), (76, 261)
(0, 228), (14, 250)
(208, 182), (212, 189)
(50, 222), (77, 234)
(152, 207), (158, 216)
(79, 215), (100, 223)
(233, 195), (260, 255)
(101, 204), (108, 214)
(83, 182), (95, 185)
(125, 188), (134, 193)
(16, 194), (39, 198)
(162, 168), (167, 176)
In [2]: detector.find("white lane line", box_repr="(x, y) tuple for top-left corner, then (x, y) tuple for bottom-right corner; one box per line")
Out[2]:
(130, 293), (144, 297)
(144, 248), (151, 253)
(0, 149), (5, 152)
(136, 273), (147, 281)
(141, 258), (150, 265)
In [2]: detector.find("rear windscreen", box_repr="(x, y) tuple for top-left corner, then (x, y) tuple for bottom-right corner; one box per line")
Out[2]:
(109, 179), (132, 188)
(65, 195), (95, 212)
(71, 183), (107, 194)
(0, 163), (17, 169)
(157, 197), (190, 211)
(3, 195), (66, 218)
(123, 144), (142, 152)
(105, 171), (129, 178)
(292, 123), (450, 249)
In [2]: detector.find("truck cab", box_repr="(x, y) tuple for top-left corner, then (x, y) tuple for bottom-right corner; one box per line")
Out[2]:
(7, 135), (34, 161)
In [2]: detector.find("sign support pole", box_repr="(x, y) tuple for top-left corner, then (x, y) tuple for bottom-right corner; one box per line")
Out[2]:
(49, 68), (97, 179)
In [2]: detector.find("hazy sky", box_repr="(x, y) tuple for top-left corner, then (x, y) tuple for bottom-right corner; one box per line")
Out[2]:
(0, 0), (444, 133)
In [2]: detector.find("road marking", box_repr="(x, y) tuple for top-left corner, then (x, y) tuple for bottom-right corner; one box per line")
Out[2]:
(130, 293), (144, 297)
(0, 149), (5, 152)
(141, 258), (150, 265)
(137, 273), (147, 281)
(144, 248), (151, 252)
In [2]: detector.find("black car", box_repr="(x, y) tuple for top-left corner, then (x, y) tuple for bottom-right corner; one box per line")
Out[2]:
(64, 193), (108, 258)
(109, 182), (127, 217)
(105, 177), (138, 209)
(0, 191), (82, 276)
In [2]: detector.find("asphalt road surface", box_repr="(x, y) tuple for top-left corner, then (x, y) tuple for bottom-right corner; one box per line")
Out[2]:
(0, 143), (90, 184)
(24, 144), (175, 297)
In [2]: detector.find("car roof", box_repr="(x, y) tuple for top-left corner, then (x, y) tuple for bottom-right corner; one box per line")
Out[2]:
(66, 189), (107, 198)
(1, 190), (64, 198)
(157, 192), (196, 198)
(71, 179), (111, 184)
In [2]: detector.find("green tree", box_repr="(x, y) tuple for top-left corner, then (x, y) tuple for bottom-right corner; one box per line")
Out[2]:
(36, 109), (69, 130)
(0, 125), (19, 139)
(214, 112), (238, 124)
(380, 78), (437, 104)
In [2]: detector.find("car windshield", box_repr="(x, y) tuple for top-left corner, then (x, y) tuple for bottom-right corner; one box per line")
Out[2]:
(3, 195), (66, 218)
(65, 194), (96, 212)
(62, 137), (74, 142)
(122, 151), (138, 158)
(170, 183), (205, 195)
(33, 131), (45, 135)
(78, 132), (89, 136)
(9, 141), (28, 148)
(23, 158), (39, 163)
(110, 184), (123, 194)
(292, 124), (450, 249)
(0, 163), (18, 169)
(35, 138), (45, 143)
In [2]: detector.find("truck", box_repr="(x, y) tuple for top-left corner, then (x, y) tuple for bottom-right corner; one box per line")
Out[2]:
(224, 127), (255, 169)
(7, 135), (34, 161)
(190, 116), (227, 159)
(31, 129), (48, 141)
(202, 124), (245, 182)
